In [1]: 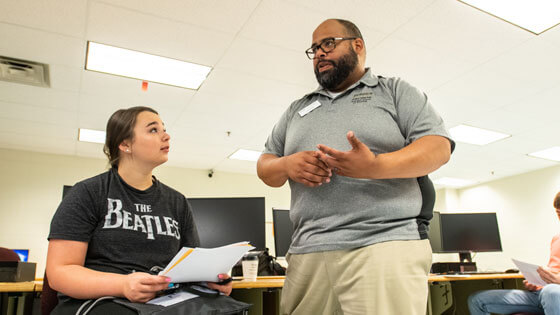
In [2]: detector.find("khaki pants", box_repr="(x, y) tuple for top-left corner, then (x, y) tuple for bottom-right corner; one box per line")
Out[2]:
(280, 239), (432, 315)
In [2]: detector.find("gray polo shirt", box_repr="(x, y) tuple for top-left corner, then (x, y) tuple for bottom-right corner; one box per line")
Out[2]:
(264, 69), (454, 254)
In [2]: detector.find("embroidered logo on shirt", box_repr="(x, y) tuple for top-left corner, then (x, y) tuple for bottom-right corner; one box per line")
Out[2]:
(351, 92), (372, 103)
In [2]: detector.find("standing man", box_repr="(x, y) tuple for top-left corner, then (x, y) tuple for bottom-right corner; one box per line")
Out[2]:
(257, 19), (454, 314)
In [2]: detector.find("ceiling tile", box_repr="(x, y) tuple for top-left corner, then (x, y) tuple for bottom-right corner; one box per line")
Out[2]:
(49, 66), (83, 92)
(216, 37), (316, 88)
(0, 0), (87, 38)
(368, 37), (475, 92)
(198, 67), (311, 108)
(431, 67), (543, 111)
(0, 132), (76, 156)
(392, 0), (533, 64)
(285, 0), (435, 34)
(501, 84), (560, 118)
(0, 22), (86, 67)
(96, 0), (260, 34)
(483, 38), (560, 88)
(0, 118), (77, 141)
(79, 70), (195, 116)
(0, 100), (77, 126)
(239, 0), (329, 51)
(87, 1), (233, 66)
(0, 81), (80, 112)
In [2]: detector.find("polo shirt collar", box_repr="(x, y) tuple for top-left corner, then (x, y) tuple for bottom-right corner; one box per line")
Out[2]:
(308, 68), (379, 98)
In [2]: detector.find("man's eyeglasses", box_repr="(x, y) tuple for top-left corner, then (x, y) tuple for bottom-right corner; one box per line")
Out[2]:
(305, 37), (357, 59)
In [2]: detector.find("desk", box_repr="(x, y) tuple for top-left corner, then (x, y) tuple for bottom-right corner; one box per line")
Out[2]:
(428, 273), (525, 315)
(231, 274), (525, 315)
(0, 282), (39, 315)
(231, 277), (283, 315)
(4, 275), (526, 315)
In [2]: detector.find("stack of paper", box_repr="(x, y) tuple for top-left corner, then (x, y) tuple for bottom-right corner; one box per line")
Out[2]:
(160, 241), (254, 283)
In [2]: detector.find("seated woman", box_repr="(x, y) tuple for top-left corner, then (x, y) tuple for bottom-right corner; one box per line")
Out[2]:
(468, 191), (560, 315)
(47, 106), (232, 314)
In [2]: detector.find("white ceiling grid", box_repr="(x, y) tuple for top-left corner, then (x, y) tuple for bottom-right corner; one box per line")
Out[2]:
(0, 0), (558, 187)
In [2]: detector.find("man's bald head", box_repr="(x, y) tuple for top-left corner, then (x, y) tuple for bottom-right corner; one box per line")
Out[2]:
(311, 19), (367, 91)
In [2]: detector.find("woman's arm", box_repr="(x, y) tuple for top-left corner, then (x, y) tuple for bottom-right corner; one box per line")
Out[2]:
(46, 239), (171, 303)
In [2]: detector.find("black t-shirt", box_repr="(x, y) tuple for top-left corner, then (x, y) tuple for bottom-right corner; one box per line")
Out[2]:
(49, 168), (200, 275)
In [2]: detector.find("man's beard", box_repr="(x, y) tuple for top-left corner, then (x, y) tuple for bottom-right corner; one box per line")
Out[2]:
(314, 47), (358, 91)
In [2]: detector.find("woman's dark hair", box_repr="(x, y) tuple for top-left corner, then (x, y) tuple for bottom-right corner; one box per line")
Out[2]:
(103, 106), (158, 168)
(554, 191), (560, 210)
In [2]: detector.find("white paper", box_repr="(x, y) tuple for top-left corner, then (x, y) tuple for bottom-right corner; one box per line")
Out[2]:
(147, 291), (198, 306)
(511, 258), (547, 286)
(298, 100), (321, 117)
(160, 241), (254, 283)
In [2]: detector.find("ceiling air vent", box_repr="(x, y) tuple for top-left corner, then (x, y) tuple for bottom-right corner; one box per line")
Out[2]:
(0, 56), (50, 87)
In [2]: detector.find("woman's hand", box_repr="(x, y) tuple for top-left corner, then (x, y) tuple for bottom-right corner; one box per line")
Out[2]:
(537, 266), (560, 285)
(523, 280), (542, 291)
(207, 274), (233, 296)
(122, 272), (171, 303)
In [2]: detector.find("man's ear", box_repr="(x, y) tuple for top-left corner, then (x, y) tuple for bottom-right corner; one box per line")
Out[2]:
(353, 38), (365, 55)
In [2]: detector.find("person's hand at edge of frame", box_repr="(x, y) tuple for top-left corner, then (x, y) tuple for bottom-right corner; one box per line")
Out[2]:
(207, 273), (233, 296)
(537, 266), (560, 285)
(523, 279), (542, 291)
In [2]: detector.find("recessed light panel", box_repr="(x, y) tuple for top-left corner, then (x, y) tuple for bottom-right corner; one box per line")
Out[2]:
(449, 124), (510, 145)
(229, 149), (262, 162)
(528, 146), (560, 162)
(459, 0), (560, 34)
(85, 42), (212, 89)
(78, 128), (105, 144)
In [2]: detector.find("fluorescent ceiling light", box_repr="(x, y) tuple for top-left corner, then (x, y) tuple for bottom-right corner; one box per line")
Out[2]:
(459, 0), (560, 34)
(449, 124), (510, 145)
(528, 146), (560, 162)
(78, 128), (105, 144)
(85, 42), (212, 89)
(229, 149), (262, 162)
(433, 177), (477, 188)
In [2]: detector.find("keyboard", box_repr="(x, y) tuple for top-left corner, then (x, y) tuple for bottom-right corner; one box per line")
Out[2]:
(453, 271), (508, 275)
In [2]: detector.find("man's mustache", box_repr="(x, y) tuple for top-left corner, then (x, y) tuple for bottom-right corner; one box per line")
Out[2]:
(315, 59), (336, 72)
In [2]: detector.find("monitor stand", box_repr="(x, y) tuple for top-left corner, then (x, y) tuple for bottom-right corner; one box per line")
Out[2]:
(431, 253), (477, 274)
(459, 252), (472, 263)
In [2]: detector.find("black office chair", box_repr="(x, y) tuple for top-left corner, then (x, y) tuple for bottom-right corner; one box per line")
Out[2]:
(0, 247), (20, 261)
(417, 175), (436, 239)
(41, 272), (59, 315)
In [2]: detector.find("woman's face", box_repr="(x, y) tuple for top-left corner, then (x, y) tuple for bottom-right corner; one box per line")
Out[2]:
(127, 111), (170, 167)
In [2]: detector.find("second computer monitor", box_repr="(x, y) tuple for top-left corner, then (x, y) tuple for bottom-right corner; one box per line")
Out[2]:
(189, 197), (266, 250)
(272, 208), (294, 258)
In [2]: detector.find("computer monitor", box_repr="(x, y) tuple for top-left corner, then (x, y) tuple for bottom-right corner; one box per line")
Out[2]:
(428, 211), (502, 262)
(189, 197), (265, 250)
(272, 208), (294, 258)
(12, 249), (29, 262)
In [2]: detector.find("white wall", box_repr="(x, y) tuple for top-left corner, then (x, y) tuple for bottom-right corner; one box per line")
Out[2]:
(433, 164), (560, 271)
(0, 148), (290, 278)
